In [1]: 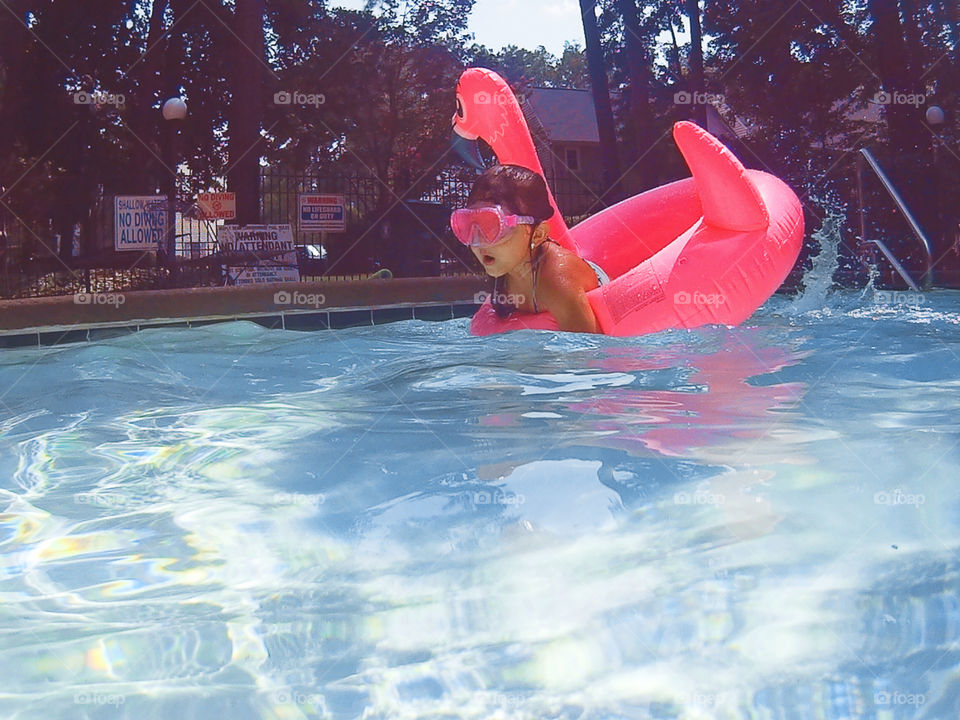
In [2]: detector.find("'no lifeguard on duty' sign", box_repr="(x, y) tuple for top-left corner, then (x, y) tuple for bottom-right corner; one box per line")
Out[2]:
(299, 194), (346, 232)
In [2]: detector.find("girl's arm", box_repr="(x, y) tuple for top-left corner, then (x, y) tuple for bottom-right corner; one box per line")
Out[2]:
(536, 266), (601, 334)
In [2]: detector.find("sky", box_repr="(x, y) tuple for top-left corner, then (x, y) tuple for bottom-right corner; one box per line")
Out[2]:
(329, 0), (588, 57)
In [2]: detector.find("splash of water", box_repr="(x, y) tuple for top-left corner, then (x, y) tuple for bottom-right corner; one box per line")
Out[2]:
(789, 200), (846, 314)
(788, 196), (927, 318)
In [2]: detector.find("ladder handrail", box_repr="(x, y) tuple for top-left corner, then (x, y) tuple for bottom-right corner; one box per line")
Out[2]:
(865, 238), (920, 291)
(858, 148), (933, 289)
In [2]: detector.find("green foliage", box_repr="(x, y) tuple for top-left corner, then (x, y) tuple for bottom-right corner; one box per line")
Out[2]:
(462, 43), (589, 90)
(0, 0), (957, 275)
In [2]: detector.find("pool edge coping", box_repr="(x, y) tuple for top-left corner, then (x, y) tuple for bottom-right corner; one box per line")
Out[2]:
(0, 277), (488, 347)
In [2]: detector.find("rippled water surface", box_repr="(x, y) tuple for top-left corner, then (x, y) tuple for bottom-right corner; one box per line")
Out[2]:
(2, 290), (960, 719)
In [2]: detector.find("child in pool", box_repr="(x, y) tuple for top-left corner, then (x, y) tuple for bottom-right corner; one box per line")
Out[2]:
(450, 164), (608, 334)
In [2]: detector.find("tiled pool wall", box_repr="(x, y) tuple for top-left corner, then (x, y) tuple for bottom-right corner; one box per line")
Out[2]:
(0, 277), (487, 348)
(0, 303), (481, 349)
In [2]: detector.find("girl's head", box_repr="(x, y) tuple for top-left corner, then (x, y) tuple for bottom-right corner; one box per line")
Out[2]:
(467, 164), (555, 221)
(457, 164), (555, 277)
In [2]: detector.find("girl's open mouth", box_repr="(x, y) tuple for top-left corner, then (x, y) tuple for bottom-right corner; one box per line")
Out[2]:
(482, 254), (495, 265)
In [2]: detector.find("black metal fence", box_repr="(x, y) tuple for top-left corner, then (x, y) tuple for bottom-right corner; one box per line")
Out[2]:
(12, 155), (955, 301)
(1, 167), (610, 299)
(258, 168), (605, 278)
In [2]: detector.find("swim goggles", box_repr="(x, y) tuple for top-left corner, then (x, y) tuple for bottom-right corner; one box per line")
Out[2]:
(450, 205), (536, 247)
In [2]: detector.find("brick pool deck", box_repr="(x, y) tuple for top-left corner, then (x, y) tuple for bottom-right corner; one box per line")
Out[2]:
(0, 276), (488, 348)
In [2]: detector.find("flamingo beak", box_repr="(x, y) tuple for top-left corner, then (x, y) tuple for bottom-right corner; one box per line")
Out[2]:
(451, 124), (485, 173)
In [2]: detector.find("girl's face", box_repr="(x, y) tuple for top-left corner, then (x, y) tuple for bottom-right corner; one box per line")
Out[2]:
(468, 203), (536, 278)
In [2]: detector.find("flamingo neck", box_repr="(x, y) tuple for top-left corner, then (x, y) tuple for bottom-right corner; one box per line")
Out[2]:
(487, 134), (542, 174)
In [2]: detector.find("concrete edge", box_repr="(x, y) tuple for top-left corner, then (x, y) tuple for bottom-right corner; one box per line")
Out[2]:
(0, 276), (486, 329)
(0, 277), (487, 347)
(0, 302), (483, 348)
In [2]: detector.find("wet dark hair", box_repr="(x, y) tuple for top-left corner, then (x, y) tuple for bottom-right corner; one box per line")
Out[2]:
(467, 164), (555, 222)
(469, 165), (554, 318)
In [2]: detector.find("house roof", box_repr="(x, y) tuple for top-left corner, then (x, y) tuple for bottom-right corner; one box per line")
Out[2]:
(521, 87), (600, 144)
(706, 104), (755, 142)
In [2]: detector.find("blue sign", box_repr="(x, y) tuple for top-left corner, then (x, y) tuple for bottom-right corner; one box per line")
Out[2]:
(299, 194), (346, 232)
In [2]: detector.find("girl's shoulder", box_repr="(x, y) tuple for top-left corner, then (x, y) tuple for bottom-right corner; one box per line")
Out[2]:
(539, 240), (600, 292)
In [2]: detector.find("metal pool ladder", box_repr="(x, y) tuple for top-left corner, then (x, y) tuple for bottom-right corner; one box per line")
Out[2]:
(856, 148), (933, 290)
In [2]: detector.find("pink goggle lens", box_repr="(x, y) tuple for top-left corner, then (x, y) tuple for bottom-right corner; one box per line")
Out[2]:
(450, 208), (503, 246)
(450, 206), (535, 247)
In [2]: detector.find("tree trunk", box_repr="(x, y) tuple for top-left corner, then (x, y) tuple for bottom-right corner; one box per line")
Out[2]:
(944, 0), (960, 67)
(686, 0), (707, 128)
(897, 0), (924, 79)
(227, 0), (267, 226)
(666, 21), (685, 86)
(55, 205), (75, 264)
(868, 0), (925, 153)
(161, 0), (188, 262)
(136, 0), (169, 187)
(145, 0), (169, 58)
(578, 0), (622, 205)
(616, 0), (653, 189)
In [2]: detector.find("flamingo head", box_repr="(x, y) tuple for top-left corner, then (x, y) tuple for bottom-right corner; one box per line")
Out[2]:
(450, 68), (524, 173)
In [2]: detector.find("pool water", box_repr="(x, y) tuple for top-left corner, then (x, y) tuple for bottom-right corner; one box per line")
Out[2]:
(1, 288), (959, 719)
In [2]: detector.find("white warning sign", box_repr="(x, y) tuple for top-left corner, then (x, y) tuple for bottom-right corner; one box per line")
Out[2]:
(219, 224), (301, 285)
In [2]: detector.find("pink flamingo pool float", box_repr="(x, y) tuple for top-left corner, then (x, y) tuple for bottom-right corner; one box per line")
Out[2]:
(451, 68), (805, 337)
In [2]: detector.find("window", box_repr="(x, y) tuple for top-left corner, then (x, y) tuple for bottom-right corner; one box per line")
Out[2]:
(565, 147), (580, 171)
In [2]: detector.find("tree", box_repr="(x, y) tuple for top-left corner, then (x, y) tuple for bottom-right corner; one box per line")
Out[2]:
(579, 0), (621, 203)
(868, 0), (926, 153)
(263, 1), (473, 271)
(464, 44), (559, 89)
(228, 0), (268, 225)
(556, 42), (590, 89)
(615, 0), (655, 188)
(685, 0), (707, 128)
(266, 5), (466, 188)
(0, 0), (956, 287)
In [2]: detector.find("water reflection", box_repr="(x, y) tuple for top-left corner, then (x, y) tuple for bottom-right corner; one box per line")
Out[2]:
(464, 330), (808, 552)
(475, 331), (807, 459)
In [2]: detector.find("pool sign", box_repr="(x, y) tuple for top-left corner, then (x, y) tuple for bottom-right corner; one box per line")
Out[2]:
(196, 192), (236, 220)
(218, 224), (300, 285)
(299, 194), (346, 232)
(115, 195), (167, 251)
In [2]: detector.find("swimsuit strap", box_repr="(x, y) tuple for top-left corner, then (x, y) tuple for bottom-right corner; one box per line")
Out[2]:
(491, 274), (511, 318)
